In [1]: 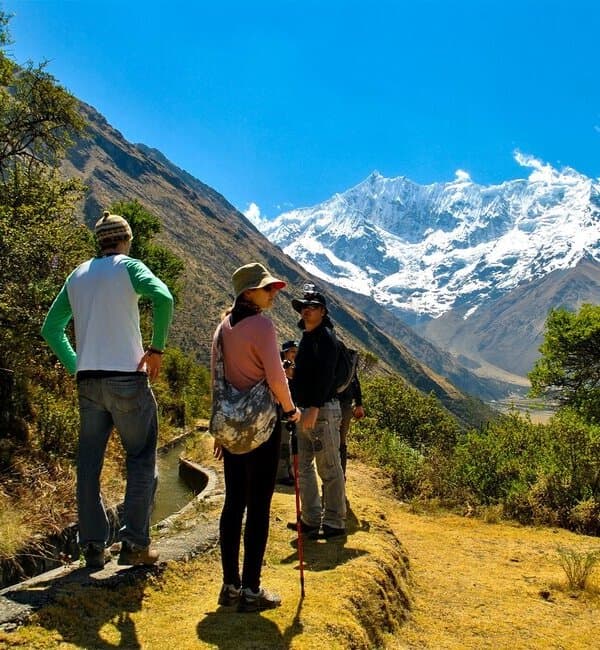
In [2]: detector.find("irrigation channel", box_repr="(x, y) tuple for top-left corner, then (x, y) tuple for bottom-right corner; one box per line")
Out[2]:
(151, 437), (196, 524)
(0, 432), (203, 590)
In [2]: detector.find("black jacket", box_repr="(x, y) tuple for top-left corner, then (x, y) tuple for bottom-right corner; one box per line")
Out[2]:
(338, 373), (362, 406)
(291, 322), (338, 408)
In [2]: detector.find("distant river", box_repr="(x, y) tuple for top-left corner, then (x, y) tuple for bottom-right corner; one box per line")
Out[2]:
(490, 397), (556, 425)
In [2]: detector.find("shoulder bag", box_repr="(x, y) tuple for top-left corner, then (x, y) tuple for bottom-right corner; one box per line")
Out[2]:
(209, 324), (278, 454)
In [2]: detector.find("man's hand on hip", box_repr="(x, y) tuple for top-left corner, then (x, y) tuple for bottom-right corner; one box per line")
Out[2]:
(137, 350), (162, 381)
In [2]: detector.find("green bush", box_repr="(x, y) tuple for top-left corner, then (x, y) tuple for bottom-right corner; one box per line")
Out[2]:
(568, 498), (600, 536)
(453, 408), (600, 528)
(351, 374), (600, 533)
(351, 417), (423, 497)
(453, 412), (544, 505)
(361, 375), (460, 451)
(153, 348), (211, 429)
(30, 387), (79, 460)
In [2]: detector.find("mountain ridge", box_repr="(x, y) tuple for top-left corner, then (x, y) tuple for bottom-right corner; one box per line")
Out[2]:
(256, 160), (600, 315)
(60, 100), (504, 423)
(254, 159), (600, 378)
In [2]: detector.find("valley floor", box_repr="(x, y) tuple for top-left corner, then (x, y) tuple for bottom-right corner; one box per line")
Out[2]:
(1, 462), (598, 649)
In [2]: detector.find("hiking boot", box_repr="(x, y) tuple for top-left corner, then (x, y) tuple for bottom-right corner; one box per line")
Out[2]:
(117, 542), (160, 566)
(286, 520), (319, 534)
(218, 583), (241, 606)
(83, 544), (109, 569)
(321, 525), (346, 539)
(237, 587), (281, 613)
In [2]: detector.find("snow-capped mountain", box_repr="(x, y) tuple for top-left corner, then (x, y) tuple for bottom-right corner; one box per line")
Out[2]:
(252, 154), (600, 322)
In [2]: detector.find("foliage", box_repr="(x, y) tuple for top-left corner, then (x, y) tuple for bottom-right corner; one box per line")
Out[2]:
(529, 304), (600, 422)
(453, 412), (544, 504)
(351, 369), (600, 534)
(152, 348), (211, 428)
(528, 409), (600, 528)
(29, 385), (80, 460)
(350, 375), (460, 497)
(357, 349), (379, 377)
(453, 408), (600, 529)
(0, 50), (85, 170)
(360, 375), (460, 451)
(556, 546), (600, 591)
(351, 417), (424, 497)
(0, 13), (92, 433)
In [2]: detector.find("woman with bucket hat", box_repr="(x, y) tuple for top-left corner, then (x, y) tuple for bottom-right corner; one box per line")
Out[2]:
(211, 262), (300, 612)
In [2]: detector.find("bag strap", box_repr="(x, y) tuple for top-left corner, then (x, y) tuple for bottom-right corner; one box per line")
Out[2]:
(213, 322), (227, 394)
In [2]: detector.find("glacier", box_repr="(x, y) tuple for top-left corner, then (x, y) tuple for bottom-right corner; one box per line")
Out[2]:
(252, 156), (600, 319)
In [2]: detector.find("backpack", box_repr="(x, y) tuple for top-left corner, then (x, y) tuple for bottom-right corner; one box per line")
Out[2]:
(334, 337), (359, 394)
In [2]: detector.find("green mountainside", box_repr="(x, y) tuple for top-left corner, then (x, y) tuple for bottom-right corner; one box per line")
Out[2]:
(62, 101), (496, 427)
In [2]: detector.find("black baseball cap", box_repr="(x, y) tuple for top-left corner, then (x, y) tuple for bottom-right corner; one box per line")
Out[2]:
(291, 291), (327, 314)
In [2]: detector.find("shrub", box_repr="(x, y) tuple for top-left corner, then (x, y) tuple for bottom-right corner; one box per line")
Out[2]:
(557, 546), (600, 591)
(30, 387), (79, 460)
(361, 375), (460, 451)
(540, 409), (600, 504)
(153, 348), (211, 430)
(350, 418), (423, 498)
(453, 412), (543, 505)
(568, 498), (600, 536)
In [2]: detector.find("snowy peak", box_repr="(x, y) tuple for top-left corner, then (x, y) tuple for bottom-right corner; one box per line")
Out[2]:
(256, 155), (600, 319)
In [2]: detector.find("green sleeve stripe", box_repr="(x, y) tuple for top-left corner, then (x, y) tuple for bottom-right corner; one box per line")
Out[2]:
(41, 284), (77, 375)
(124, 258), (174, 349)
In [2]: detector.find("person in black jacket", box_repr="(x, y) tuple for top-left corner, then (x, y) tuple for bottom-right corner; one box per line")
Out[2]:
(276, 340), (297, 486)
(288, 285), (346, 539)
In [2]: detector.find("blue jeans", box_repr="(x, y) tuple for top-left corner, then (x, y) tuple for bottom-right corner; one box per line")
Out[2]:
(77, 375), (158, 549)
(297, 400), (346, 529)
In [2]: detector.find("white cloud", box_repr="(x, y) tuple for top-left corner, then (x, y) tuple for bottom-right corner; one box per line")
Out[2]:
(513, 150), (557, 184)
(454, 169), (471, 182)
(243, 202), (262, 225)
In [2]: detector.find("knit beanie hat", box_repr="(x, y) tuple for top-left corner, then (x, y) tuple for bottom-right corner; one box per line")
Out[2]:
(95, 210), (133, 246)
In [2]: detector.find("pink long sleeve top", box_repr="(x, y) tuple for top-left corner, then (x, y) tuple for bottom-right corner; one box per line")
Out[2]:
(211, 313), (295, 413)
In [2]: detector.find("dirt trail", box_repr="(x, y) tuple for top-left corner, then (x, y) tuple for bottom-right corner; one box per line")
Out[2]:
(364, 465), (600, 648)
(0, 462), (598, 649)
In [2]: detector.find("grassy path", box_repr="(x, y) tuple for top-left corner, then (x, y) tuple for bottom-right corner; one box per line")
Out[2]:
(381, 494), (600, 648)
(1, 463), (599, 649)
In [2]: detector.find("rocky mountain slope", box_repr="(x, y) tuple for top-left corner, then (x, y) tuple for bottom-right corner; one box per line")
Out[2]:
(61, 101), (501, 423)
(254, 158), (600, 378)
(424, 256), (600, 377)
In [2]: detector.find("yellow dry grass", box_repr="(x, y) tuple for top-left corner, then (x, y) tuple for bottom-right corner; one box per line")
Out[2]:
(0, 494), (32, 559)
(1, 462), (599, 649)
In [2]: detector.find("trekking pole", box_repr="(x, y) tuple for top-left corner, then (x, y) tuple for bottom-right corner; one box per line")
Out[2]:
(287, 419), (305, 598)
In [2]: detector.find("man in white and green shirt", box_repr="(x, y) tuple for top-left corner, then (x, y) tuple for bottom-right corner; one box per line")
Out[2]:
(41, 210), (173, 569)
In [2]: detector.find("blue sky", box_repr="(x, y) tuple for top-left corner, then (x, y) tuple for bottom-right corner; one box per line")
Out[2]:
(6, 1), (600, 219)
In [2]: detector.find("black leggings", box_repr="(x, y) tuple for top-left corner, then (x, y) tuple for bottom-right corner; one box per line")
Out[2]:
(219, 422), (281, 592)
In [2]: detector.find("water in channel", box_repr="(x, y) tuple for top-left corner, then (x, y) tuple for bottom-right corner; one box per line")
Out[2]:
(151, 440), (195, 524)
